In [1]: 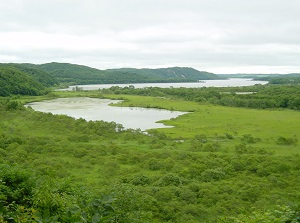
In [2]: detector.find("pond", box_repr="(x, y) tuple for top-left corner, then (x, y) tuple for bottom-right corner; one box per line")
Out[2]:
(26, 97), (188, 131)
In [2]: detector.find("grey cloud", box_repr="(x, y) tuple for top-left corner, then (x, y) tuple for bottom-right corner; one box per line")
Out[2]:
(1, 0), (300, 73)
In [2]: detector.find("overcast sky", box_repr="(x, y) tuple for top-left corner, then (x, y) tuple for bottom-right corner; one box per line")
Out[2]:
(1, 0), (300, 73)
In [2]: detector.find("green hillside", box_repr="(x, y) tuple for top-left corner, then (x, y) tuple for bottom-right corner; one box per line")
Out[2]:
(38, 62), (106, 84)
(252, 73), (300, 84)
(8, 63), (58, 87)
(36, 62), (220, 84)
(0, 62), (221, 96)
(267, 73), (300, 84)
(0, 62), (220, 86)
(106, 67), (220, 81)
(0, 65), (50, 96)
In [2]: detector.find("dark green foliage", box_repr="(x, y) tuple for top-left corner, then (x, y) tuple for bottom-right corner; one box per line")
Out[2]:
(5, 101), (22, 110)
(157, 173), (182, 187)
(109, 184), (157, 222)
(0, 165), (34, 206)
(61, 197), (116, 223)
(0, 165), (35, 221)
(34, 62), (220, 84)
(38, 62), (108, 84)
(4, 63), (58, 87)
(0, 164), (126, 222)
(225, 205), (300, 223)
(130, 174), (152, 186)
(201, 168), (225, 182)
(256, 73), (300, 84)
(0, 63), (59, 96)
(106, 84), (300, 110)
(241, 134), (261, 144)
(107, 67), (220, 82)
(277, 136), (298, 145)
(0, 65), (47, 96)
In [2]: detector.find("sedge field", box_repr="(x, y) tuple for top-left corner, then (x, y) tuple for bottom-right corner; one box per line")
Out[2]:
(106, 94), (300, 154)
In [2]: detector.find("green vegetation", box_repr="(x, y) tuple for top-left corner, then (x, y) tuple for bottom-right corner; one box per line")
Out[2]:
(10, 62), (221, 85)
(1, 85), (300, 222)
(0, 65), (54, 96)
(255, 73), (300, 84)
(1, 64), (300, 222)
(0, 62), (220, 96)
(104, 84), (300, 110)
(105, 67), (220, 82)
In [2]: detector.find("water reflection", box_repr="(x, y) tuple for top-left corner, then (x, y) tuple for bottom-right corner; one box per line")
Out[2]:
(26, 97), (188, 131)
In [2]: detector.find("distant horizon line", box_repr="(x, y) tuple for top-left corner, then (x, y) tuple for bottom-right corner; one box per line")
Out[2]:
(1, 61), (299, 75)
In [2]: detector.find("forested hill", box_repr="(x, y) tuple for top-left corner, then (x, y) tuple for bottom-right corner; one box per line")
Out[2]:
(35, 62), (220, 84)
(37, 62), (106, 84)
(0, 64), (57, 96)
(0, 62), (220, 94)
(254, 73), (300, 84)
(106, 67), (220, 81)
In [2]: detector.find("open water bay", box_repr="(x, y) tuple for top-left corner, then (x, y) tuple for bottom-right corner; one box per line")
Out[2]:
(59, 78), (268, 91)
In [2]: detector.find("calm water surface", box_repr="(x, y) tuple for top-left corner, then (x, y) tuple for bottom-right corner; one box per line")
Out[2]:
(33, 79), (267, 130)
(59, 78), (267, 91)
(26, 98), (188, 131)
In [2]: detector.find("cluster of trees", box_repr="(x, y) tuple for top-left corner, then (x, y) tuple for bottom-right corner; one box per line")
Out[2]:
(255, 73), (300, 84)
(103, 84), (300, 110)
(0, 63), (62, 97)
(8, 64), (58, 87)
(0, 65), (53, 96)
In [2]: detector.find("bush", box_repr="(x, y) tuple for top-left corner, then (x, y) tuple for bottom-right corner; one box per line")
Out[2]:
(0, 164), (35, 221)
(157, 173), (182, 187)
(194, 134), (208, 143)
(241, 134), (261, 144)
(201, 168), (225, 182)
(227, 205), (300, 223)
(277, 136), (298, 145)
(5, 101), (22, 110)
(0, 165), (34, 207)
(147, 158), (164, 171)
(131, 174), (152, 186)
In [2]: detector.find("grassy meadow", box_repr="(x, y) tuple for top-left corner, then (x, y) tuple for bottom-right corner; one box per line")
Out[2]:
(1, 90), (300, 222)
(108, 94), (300, 152)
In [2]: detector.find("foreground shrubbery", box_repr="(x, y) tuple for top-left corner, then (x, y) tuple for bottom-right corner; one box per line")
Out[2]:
(0, 91), (300, 222)
(0, 164), (155, 222)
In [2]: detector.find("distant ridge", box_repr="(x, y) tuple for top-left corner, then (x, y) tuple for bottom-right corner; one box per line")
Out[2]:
(0, 64), (53, 96)
(0, 62), (221, 95)
(106, 67), (219, 81)
(254, 73), (300, 84)
(34, 62), (220, 84)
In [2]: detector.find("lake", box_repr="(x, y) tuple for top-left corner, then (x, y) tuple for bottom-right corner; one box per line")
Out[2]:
(32, 79), (267, 130)
(59, 78), (268, 91)
(26, 97), (188, 131)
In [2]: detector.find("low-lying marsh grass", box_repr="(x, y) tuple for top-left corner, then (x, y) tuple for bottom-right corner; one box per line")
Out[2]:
(1, 90), (299, 222)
